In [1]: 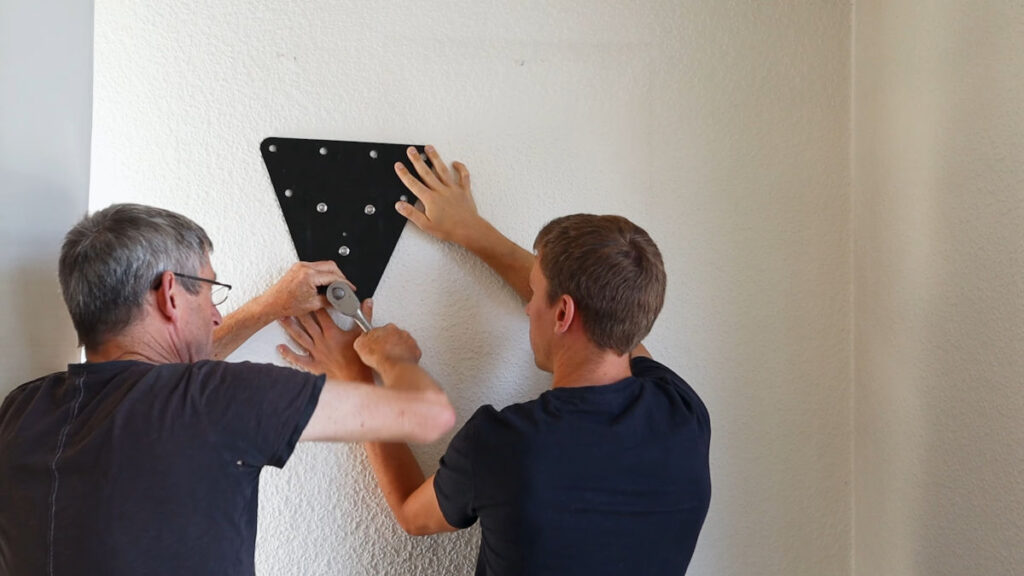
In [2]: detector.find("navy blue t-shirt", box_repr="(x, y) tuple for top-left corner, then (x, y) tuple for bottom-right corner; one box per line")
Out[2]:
(434, 356), (711, 575)
(0, 360), (324, 576)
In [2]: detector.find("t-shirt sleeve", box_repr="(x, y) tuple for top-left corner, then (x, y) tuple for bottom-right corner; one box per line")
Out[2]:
(433, 406), (492, 529)
(0, 383), (22, 423)
(181, 361), (325, 469)
(630, 355), (678, 381)
(631, 356), (711, 435)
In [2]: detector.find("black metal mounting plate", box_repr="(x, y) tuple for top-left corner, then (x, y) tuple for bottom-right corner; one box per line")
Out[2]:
(260, 137), (425, 298)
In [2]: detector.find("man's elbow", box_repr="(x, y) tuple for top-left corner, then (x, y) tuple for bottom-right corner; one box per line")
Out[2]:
(409, 391), (456, 444)
(396, 516), (438, 537)
(395, 501), (452, 537)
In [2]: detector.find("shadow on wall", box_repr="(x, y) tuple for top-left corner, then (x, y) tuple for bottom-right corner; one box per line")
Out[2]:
(0, 248), (81, 395)
(0, 173), (84, 396)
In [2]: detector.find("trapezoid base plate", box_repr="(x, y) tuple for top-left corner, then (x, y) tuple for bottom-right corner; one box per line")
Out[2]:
(261, 137), (428, 298)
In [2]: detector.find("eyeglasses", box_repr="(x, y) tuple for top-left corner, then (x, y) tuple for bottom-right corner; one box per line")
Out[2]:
(172, 273), (232, 306)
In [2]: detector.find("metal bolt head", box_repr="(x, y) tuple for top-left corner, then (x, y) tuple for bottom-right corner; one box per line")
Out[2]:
(316, 202), (328, 213)
(399, 195), (408, 203)
(268, 144), (277, 152)
(364, 204), (376, 215)
(284, 189), (293, 198)
(319, 147), (328, 155)
(369, 149), (378, 159)
(338, 245), (350, 256)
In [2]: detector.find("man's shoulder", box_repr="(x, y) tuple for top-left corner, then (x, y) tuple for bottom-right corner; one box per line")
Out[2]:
(462, 403), (503, 428)
(451, 400), (539, 441)
(473, 396), (547, 423)
(8, 371), (64, 395)
(1, 371), (65, 418)
(453, 395), (563, 448)
(632, 357), (703, 397)
(62, 360), (314, 405)
(630, 357), (711, 432)
(155, 360), (308, 384)
(630, 356), (683, 382)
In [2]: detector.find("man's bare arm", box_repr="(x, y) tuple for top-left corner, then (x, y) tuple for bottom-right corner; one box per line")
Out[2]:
(362, 448), (456, 535)
(299, 378), (454, 444)
(354, 325), (459, 533)
(396, 146), (652, 361)
(302, 325), (456, 443)
(279, 305), (457, 531)
(278, 304), (455, 445)
(394, 146), (534, 303)
(212, 261), (347, 359)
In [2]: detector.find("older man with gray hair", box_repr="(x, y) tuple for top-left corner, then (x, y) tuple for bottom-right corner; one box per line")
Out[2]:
(0, 203), (454, 576)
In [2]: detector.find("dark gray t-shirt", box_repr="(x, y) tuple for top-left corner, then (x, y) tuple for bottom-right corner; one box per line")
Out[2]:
(0, 360), (324, 576)
(434, 357), (711, 575)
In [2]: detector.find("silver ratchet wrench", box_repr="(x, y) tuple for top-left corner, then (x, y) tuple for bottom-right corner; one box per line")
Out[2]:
(326, 282), (372, 333)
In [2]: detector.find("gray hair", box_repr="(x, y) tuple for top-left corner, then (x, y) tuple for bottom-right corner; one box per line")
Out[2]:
(59, 203), (213, 348)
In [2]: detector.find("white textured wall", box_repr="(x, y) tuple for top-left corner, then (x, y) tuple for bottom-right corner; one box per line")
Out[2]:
(91, 2), (852, 574)
(0, 0), (92, 394)
(853, 2), (1024, 575)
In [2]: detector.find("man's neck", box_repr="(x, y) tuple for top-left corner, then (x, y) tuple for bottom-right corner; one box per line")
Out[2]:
(84, 325), (178, 365)
(550, 342), (632, 389)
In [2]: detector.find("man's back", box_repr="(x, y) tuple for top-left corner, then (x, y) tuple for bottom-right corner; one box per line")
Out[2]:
(0, 360), (323, 576)
(434, 356), (711, 575)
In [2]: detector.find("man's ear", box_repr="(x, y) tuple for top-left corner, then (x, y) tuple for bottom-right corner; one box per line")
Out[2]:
(154, 271), (181, 322)
(554, 295), (576, 335)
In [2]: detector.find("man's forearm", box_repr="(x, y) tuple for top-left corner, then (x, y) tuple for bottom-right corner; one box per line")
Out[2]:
(375, 360), (445, 393)
(214, 260), (346, 360)
(363, 352), (455, 534)
(364, 442), (427, 528)
(212, 295), (274, 360)
(457, 217), (535, 303)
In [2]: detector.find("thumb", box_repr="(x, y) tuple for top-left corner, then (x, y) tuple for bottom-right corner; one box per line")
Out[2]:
(352, 334), (377, 367)
(361, 298), (374, 323)
(278, 344), (314, 373)
(453, 161), (471, 190)
(353, 332), (369, 356)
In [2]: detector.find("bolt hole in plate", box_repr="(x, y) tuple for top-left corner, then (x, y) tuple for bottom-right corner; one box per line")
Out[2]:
(261, 138), (428, 298)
